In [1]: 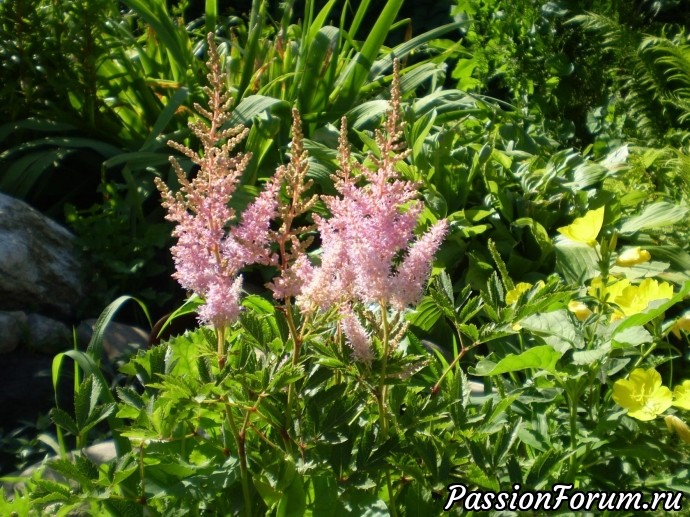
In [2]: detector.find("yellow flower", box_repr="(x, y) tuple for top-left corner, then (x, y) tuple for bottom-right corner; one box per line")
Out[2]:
(615, 278), (674, 317)
(506, 282), (533, 304)
(557, 206), (605, 247)
(612, 368), (673, 421)
(568, 300), (592, 321)
(588, 276), (630, 302)
(671, 311), (690, 339)
(673, 380), (690, 411)
(588, 277), (674, 319)
(615, 247), (651, 267)
(665, 415), (690, 444)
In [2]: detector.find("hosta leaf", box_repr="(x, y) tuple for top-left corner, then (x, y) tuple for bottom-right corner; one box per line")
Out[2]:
(228, 95), (290, 126)
(619, 202), (689, 234)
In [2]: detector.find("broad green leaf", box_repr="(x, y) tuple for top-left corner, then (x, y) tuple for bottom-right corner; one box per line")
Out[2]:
(571, 346), (611, 365)
(342, 489), (390, 516)
(619, 202), (689, 234)
(205, 0), (217, 36)
(277, 475), (306, 517)
(520, 310), (584, 352)
(611, 326), (653, 348)
(473, 345), (562, 376)
(102, 151), (170, 170)
(554, 237), (600, 284)
(229, 95), (290, 126)
(330, 0), (404, 109)
(141, 86), (189, 151)
(486, 394), (521, 425)
(407, 297), (443, 331)
(87, 295), (150, 360)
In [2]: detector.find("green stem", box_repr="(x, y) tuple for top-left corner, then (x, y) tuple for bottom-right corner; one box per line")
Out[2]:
(284, 300), (301, 453)
(378, 303), (391, 438)
(226, 404), (253, 517)
(565, 380), (582, 481)
(377, 302), (398, 517)
(217, 326), (226, 370)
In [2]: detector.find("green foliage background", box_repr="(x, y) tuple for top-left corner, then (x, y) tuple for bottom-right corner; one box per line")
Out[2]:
(1, 0), (690, 515)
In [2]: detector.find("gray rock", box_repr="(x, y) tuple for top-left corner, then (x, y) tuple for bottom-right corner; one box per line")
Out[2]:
(0, 311), (27, 354)
(0, 193), (84, 319)
(77, 318), (149, 361)
(26, 313), (72, 354)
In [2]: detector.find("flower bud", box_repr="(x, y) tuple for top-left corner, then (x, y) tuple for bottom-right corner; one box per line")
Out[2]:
(615, 247), (651, 267)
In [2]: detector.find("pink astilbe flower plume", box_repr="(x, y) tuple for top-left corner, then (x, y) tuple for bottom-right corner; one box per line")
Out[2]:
(298, 60), (448, 317)
(266, 109), (318, 300)
(155, 35), (280, 328)
(340, 305), (374, 365)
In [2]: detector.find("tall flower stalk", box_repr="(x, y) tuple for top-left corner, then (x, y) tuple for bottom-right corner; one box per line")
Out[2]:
(158, 42), (447, 513)
(296, 60), (448, 514)
(155, 34), (282, 517)
(155, 35), (279, 350)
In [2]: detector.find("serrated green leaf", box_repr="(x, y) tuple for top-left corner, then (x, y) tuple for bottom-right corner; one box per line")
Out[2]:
(117, 387), (145, 410)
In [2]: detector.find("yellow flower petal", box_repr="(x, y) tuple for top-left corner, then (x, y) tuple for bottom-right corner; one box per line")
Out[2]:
(613, 368), (673, 421)
(673, 380), (690, 411)
(506, 282), (533, 305)
(568, 300), (592, 321)
(588, 276), (630, 302)
(616, 278), (674, 317)
(557, 206), (605, 247)
(615, 247), (651, 267)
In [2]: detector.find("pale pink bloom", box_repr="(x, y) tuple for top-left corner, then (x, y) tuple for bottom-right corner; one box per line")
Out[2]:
(160, 170), (280, 327)
(198, 276), (244, 327)
(228, 175), (282, 266)
(269, 254), (314, 300)
(297, 123), (448, 312)
(340, 306), (374, 364)
(390, 220), (449, 309)
(158, 38), (283, 327)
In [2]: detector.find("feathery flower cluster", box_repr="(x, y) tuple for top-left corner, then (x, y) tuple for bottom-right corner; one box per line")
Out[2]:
(298, 62), (448, 314)
(340, 305), (374, 364)
(156, 36), (279, 327)
(265, 109), (318, 300)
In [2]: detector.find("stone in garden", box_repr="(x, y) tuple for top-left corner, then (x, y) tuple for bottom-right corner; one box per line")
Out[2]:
(26, 313), (72, 354)
(0, 311), (27, 354)
(0, 192), (84, 320)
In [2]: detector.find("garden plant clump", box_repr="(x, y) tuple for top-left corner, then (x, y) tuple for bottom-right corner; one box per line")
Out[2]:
(2, 0), (690, 515)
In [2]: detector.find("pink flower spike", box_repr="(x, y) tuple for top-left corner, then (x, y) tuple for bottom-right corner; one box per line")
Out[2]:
(391, 220), (449, 310)
(340, 306), (374, 364)
(230, 177), (282, 266)
(197, 276), (244, 327)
